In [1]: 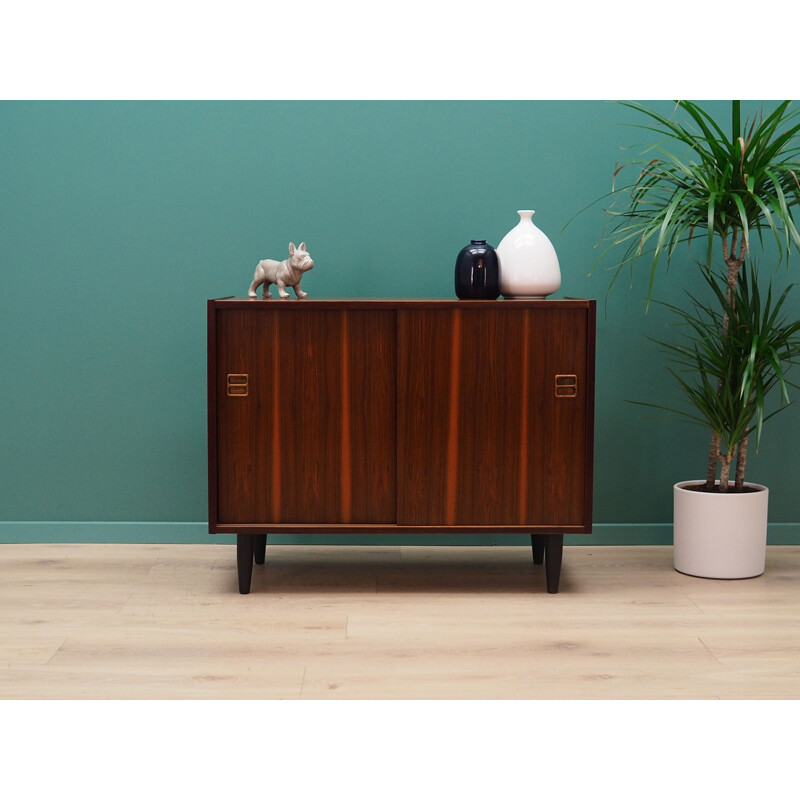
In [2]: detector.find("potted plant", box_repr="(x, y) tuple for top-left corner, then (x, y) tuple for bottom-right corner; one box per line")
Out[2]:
(595, 100), (800, 577)
(646, 264), (800, 577)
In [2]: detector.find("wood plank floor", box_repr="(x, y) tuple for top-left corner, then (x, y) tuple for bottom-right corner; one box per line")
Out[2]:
(1, 543), (799, 699)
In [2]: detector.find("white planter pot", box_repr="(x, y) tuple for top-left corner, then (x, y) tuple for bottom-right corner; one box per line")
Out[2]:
(496, 210), (561, 299)
(673, 481), (769, 579)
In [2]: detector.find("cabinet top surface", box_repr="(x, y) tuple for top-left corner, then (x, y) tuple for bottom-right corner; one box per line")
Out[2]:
(209, 297), (594, 309)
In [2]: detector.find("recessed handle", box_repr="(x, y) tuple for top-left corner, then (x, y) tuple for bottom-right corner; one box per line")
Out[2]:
(555, 374), (578, 398)
(227, 374), (249, 397)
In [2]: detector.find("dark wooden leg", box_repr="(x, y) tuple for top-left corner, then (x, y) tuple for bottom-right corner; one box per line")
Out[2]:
(531, 534), (545, 565)
(237, 534), (254, 594)
(254, 534), (267, 565)
(544, 533), (564, 594)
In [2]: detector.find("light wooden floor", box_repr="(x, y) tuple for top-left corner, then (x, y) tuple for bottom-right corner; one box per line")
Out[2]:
(2, 543), (799, 699)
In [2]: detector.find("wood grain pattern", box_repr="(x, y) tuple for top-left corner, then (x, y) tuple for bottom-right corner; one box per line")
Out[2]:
(397, 306), (589, 526)
(395, 309), (454, 525)
(213, 306), (396, 525)
(4, 543), (800, 699)
(271, 343), (282, 520)
(211, 298), (593, 311)
(340, 311), (352, 522)
(519, 311), (531, 521)
(343, 309), (397, 524)
(445, 309), (462, 525)
(583, 300), (597, 527)
(524, 307), (589, 525)
(215, 306), (276, 524)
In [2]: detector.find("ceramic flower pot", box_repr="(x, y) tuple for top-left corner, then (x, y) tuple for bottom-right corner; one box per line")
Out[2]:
(673, 481), (769, 579)
(496, 210), (561, 298)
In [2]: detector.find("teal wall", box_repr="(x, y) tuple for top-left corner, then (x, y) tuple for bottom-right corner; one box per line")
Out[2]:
(2, 100), (799, 544)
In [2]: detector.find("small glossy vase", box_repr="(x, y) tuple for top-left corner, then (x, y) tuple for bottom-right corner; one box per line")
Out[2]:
(496, 210), (561, 298)
(454, 239), (500, 300)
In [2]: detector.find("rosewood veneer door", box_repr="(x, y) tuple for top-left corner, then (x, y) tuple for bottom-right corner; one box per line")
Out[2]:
(397, 306), (588, 527)
(215, 307), (396, 525)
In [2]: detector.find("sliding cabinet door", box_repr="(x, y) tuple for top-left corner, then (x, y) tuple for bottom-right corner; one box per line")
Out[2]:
(214, 307), (396, 525)
(397, 306), (588, 527)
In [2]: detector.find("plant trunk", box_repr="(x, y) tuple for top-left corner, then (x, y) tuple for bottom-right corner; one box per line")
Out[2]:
(719, 447), (736, 492)
(704, 231), (747, 490)
(705, 431), (720, 486)
(723, 230), (747, 320)
(735, 434), (749, 490)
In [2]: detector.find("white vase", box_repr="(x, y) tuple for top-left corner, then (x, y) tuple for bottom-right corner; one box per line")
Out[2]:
(673, 481), (769, 579)
(496, 210), (561, 299)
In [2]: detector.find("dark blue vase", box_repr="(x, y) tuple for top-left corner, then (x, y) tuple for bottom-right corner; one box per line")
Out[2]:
(455, 240), (500, 299)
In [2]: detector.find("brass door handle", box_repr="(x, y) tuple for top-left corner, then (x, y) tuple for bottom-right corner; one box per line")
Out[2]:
(555, 374), (578, 398)
(226, 374), (249, 397)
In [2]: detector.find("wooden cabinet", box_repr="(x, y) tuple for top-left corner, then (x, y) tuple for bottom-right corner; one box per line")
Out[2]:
(208, 298), (596, 593)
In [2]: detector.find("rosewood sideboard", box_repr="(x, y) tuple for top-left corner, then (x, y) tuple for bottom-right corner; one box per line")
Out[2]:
(207, 298), (596, 593)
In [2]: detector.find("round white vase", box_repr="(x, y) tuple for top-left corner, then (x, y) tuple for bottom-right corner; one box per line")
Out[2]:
(673, 481), (769, 579)
(496, 210), (561, 299)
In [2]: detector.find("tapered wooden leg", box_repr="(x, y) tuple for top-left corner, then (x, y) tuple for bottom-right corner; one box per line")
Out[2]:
(544, 533), (564, 594)
(237, 534), (254, 594)
(531, 534), (545, 565)
(254, 534), (267, 565)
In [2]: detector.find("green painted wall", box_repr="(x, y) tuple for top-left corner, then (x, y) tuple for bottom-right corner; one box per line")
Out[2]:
(2, 100), (799, 544)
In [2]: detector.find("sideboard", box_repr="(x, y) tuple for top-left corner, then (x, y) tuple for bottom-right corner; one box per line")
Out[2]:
(207, 298), (596, 593)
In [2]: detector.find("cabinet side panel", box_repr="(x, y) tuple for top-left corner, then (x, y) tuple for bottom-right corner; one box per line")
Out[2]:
(207, 302), (218, 531)
(583, 301), (597, 532)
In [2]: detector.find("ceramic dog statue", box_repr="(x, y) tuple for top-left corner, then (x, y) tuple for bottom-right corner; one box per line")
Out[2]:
(248, 242), (314, 299)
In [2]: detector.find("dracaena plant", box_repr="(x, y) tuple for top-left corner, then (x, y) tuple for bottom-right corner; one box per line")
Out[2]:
(597, 100), (800, 490)
(640, 263), (800, 491)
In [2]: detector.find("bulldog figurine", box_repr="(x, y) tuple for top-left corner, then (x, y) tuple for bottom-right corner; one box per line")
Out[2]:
(248, 241), (314, 299)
